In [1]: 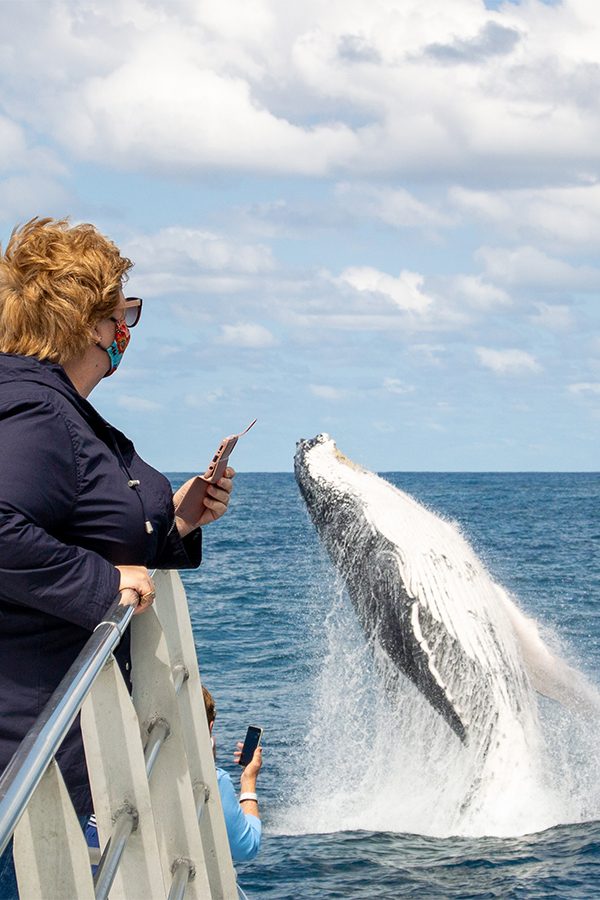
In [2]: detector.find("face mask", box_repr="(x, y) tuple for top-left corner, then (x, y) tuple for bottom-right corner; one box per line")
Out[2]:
(99, 319), (131, 377)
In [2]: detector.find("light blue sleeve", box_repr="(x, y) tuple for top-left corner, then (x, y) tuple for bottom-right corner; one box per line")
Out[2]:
(216, 768), (262, 862)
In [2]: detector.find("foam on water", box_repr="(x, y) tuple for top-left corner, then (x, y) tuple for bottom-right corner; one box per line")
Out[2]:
(274, 440), (600, 840)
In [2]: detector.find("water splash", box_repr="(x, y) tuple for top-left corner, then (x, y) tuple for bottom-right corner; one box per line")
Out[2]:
(275, 439), (600, 839)
(273, 571), (600, 839)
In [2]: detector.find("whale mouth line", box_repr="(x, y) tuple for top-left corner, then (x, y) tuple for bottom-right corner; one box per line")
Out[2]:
(296, 435), (365, 475)
(333, 447), (365, 472)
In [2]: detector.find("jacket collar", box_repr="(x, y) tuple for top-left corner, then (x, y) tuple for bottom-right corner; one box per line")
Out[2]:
(0, 352), (134, 456)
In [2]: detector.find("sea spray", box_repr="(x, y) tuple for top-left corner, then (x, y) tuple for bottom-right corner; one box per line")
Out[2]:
(274, 568), (600, 838)
(275, 436), (600, 839)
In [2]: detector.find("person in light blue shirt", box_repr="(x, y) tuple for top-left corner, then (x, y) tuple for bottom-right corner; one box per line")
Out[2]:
(215, 768), (261, 862)
(203, 687), (262, 862)
(85, 687), (262, 866)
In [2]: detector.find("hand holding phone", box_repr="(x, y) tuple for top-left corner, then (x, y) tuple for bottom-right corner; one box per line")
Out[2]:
(237, 725), (263, 767)
(174, 419), (256, 530)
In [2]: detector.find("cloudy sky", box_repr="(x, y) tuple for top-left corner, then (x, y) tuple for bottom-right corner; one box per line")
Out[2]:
(1, 0), (598, 471)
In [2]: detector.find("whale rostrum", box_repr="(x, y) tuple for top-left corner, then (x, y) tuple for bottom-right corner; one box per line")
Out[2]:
(294, 434), (599, 747)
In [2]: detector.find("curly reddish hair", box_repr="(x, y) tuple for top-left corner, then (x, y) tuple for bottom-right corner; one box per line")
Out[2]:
(0, 217), (133, 364)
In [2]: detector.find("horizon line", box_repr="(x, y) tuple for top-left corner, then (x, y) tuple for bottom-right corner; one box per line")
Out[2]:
(162, 469), (600, 475)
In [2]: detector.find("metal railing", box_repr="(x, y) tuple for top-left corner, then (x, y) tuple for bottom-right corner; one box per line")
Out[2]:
(0, 570), (240, 899)
(0, 594), (134, 860)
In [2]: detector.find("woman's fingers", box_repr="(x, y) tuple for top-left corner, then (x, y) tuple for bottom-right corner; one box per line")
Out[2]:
(116, 565), (155, 614)
(199, 474), (236, 524)
(118, 587), (141, 607)
(205, 486), (229, 507)
(116, 564), (154, 594)
(206, 477), (233, 503)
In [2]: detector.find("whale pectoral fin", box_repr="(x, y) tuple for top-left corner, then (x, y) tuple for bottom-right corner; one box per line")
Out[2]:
(503, 592), (600, 714)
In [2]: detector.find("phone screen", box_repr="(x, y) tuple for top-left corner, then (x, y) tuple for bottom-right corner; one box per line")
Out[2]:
(238, 725), (263, 766)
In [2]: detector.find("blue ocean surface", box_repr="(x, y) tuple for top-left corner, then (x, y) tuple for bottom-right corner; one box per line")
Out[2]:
(168, 472), (600, 899)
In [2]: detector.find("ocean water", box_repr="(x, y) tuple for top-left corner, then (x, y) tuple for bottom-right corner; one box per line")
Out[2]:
(168, 471), (600, 899)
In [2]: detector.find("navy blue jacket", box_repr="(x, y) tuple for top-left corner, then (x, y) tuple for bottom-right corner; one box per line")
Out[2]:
(0, 353), (201, 813)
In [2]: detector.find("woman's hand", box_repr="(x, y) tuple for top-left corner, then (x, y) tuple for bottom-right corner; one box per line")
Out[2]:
(197, 467), (235, 527)
(173, 467), (236, 537)
(116, 565), (155, 615)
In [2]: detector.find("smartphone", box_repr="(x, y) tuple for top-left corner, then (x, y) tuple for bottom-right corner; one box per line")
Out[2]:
(202, 430), (244, 484)
(238, 725), (263, 767)
(174, 419), (256, 526)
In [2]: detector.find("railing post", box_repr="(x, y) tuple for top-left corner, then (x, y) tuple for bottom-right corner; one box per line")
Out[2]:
(81, 654), (167, 899)
(13, 760), (95, 899)
(154, 570), (238, 900)
(130, 602), (212, 898)
(0, 596), (134, 859)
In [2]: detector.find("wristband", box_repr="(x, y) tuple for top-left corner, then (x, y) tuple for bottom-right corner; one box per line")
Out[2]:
(239, 792), (258, 802)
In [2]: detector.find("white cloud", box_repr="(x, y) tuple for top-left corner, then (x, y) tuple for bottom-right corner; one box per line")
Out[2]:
(0, 113), (69, 227)
(125, 227), (274, 275)
(448, 274), (511, 310)
(230, 198), (330, 239)
(450, 183), (600, 250)
(309, 384), (346, 400)
(568, 382), (600, 396)
(184, 388), (226, 406)
(141, 273), (260, 297)
(218, 322), (276, 348)
(409, 344), (445, 366)
(0, 174), (71, 225)
(476, 347), (542, 375)
(334, 182), (452, 230)
(118, 227), (276, 297)
(0, 116), (27, 172)
(336, 267), (433, 313)
(0, 116), (64, 176)
(3, 0), (600, 180)
(383, 378), (415, 395)
(530, 303), (573, 330)
(476, 245), (600, 290)
(117, 394), (162, 411)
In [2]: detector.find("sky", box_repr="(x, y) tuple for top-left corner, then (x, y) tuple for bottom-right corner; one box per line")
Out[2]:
(0, 0), (598, 472)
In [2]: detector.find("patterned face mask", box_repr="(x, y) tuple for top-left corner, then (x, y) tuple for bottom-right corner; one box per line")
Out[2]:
(100, 319), (131, 377)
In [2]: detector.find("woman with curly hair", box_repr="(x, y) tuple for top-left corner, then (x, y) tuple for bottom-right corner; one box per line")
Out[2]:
(0, 217), (234, 897)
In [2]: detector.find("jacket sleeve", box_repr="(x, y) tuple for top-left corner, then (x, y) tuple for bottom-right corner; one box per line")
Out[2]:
(0, 399), (121, 631)
(154, 524), (203, 570)
(152, 505), (203, 570)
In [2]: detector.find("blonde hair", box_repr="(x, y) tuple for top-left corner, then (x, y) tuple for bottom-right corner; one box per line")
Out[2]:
(0, 217), (133, 364)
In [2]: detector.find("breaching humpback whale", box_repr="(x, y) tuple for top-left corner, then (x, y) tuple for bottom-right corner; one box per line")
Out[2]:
(294, 434), (598, 749)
